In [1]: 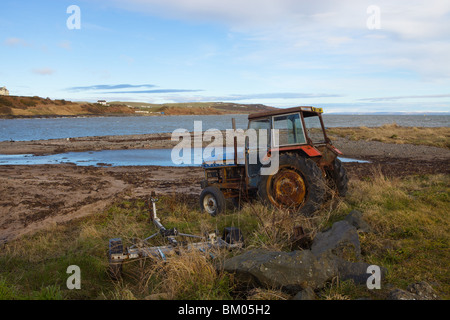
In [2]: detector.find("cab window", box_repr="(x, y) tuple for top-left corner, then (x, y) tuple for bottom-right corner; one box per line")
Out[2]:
(272, 113), (306, 146)
(303, 115), (326, 144)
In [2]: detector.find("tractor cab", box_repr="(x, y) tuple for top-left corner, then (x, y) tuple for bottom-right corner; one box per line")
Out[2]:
(245, 107), (339, 186)
(247, 106), (330, 150)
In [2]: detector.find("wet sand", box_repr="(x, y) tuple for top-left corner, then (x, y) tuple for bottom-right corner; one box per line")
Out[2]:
(0, 134), (449, 242)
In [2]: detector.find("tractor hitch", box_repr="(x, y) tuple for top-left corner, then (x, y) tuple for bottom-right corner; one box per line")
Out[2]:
(107, 192), (244, 280)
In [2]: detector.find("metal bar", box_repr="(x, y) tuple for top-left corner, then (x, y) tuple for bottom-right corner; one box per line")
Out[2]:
(232, 118), (237, 165)
(143, 232), (160, 242)
(177, 233), (205, 239)
(111, 238), (243, 262)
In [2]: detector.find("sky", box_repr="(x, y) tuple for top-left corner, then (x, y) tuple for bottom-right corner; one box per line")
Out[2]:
(0, 0), (449, 113)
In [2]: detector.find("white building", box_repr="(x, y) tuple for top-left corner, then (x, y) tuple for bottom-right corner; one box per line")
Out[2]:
(0, 87), (9, 96)
(97, 100), (107, 105)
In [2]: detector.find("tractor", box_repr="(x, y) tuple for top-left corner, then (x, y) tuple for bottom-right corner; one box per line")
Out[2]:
(199, 106), (348, 216)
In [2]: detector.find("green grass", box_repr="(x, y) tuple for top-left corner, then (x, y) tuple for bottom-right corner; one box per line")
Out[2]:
(0, 173), (448, 300)
(344, 172), (450, 299)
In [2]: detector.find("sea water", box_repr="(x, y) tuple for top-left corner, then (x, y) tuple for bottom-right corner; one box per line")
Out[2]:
(0, 114), (448, 142)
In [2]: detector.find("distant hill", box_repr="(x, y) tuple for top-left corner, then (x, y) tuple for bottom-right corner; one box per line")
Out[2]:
(0, 96), (277, 118)
(0, 96), (134, 118)
(110, 101), (278, 115)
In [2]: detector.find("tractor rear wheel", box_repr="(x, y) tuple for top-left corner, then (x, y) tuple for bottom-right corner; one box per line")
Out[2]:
(330, 158), (348, 197)
(200, 186), (226, 216)
(258, 153), (326, 216)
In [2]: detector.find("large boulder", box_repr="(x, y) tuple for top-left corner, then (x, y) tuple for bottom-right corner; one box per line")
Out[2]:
(222, 218), (389, 296)
(311, 220), (361, 261)
(222, 249), (337, 293)
(331, 258), (387, 285)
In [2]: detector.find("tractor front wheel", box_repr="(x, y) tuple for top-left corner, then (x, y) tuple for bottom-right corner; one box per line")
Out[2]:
(200, 186), (226, 216)
(258, 153), (326, 216)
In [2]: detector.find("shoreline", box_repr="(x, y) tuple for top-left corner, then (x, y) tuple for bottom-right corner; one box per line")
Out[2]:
(1, 131), (449, 160)
(0, 113), (159, 120)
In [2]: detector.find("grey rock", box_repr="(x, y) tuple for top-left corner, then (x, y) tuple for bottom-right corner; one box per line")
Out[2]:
(344, 210), (372, 233)
(292, 287), (316, 300)
(311, 220), (361, 261)
(222, 249), (337, 293)
(388, 288), (419, 300)
(335, 259), (372, 284)
(407, 282), (441, 300)
(332, 258), (388, 285)
(388, 282), (440, 300)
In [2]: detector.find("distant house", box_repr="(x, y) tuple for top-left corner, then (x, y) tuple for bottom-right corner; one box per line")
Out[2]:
(97, 100), (107, 105)
(0, 86), (9, 96)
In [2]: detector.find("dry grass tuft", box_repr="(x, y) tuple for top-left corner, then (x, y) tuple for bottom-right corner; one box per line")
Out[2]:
(143, 251), (233, 300)
(328, 125), (450, 149)
(246, 287), (291, 300)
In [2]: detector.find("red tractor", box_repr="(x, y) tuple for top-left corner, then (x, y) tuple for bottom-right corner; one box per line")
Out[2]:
(199, 106), (348, 216)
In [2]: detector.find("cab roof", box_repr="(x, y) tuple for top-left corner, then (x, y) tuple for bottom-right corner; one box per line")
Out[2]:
(248, 106), (323, 120)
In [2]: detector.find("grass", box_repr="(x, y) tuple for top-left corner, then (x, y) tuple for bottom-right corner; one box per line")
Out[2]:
(346, 171), (450, 299)
(327, 123), (450, 149)
(0, 95), (134, 117)
(0, 172), (448, 300)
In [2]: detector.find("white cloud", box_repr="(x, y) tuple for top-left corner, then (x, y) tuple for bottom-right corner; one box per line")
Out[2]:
(326, 37), (353, 46)
(106, 0), (450, 81)
(380, 1), (450, 40)
(108, 0), (449, 37)
(59, 41), (72, 51)
(359, 94), (450, 102)
(32, 68), (55, 75)
(4, 37), (31, 47)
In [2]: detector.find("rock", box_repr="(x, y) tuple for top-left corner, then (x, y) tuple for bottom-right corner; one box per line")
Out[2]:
(334, 259), (372, 284)
(292, 287), (316, 300)
(222, 249), (337, 293)
(311, 220), (361, 261)
(332, 258), (388, 285)
(388, 282), (440, 300)
(388, 288), (420, 300)
(222, 219), (389, 296)
(344, 210), (372, 233)
(407, 282), (440, 300)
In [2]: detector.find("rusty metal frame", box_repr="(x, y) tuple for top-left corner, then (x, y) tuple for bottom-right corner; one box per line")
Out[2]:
(108, 193), (244, 271)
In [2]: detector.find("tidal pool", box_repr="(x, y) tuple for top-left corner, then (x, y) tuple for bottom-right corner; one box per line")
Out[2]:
(0, 149), (370, 167)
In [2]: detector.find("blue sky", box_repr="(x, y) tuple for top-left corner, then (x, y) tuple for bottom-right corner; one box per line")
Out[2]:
(1, 0), (449, 113)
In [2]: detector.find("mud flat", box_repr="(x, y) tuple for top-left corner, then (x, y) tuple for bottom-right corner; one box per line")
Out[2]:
(0, 134), (449, 242)
(0, 165), (204, 242)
